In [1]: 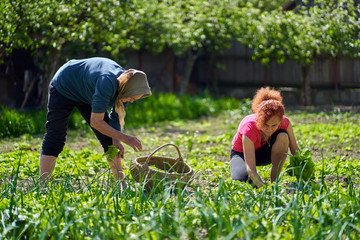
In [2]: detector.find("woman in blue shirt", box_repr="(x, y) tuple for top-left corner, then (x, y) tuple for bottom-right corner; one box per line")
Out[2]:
(40, 57), (151, 185)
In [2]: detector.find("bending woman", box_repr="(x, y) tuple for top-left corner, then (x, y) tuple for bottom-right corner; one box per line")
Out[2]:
(40, 57), (151, 182)
(230, 87), (299, 187)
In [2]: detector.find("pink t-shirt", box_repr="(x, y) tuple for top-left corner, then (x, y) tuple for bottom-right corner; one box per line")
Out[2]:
(232, 114), (290, 152)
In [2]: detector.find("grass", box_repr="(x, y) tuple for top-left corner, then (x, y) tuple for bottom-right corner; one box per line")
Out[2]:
(0, 98), (360, 239)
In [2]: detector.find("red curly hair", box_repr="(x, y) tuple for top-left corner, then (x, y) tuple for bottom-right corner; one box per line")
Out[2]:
(251, 87), (285, 129)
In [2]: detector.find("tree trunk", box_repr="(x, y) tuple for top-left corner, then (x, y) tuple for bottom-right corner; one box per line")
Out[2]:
(301, 63), (312, 106)
(40, 51), (59, 108)
(177, 49), (199, 96)
(20, 70), (36, 110)
(210, 55), (219, 94)
(138, 49), (143, 70)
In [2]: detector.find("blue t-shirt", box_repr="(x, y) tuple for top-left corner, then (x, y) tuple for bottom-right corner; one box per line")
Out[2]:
(52, 57), (126, 131)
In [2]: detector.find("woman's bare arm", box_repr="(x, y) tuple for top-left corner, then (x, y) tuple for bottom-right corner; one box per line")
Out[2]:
(90, 112), (142, 151)
(243, 135), (266, 187)
(287, 122), (300, 155)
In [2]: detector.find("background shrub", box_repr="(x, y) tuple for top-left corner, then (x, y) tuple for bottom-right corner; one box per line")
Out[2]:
(0, 93), (248, 138)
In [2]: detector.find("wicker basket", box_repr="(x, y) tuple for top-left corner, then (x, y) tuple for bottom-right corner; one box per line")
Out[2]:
(130, 143), (194, 190)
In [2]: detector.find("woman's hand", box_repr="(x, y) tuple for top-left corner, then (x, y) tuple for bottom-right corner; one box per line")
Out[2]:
(122, 134), (142, 152)
(112, 139), (125, 157)
(243, 135), (266, 188)
(90, 112), (142, 152)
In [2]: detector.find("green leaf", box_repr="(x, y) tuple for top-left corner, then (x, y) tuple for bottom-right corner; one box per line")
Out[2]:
(287, 149), (316, 181)
(103, 145), (120, 163)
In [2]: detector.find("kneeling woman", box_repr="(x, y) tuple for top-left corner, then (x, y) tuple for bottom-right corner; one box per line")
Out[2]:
(230, 87), (300, 187)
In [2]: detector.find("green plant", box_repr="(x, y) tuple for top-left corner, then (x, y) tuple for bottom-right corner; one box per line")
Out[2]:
(1, 98), (360, 239)
(286, 149), (316, 181)
(0, 106), (34, 138)
(125, 92), (244, 128)
(104, 145), (122, 162)
(237, 0), (360, 105)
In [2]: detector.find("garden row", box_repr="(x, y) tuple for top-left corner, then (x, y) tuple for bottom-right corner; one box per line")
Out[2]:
(1, 96), (359, 238)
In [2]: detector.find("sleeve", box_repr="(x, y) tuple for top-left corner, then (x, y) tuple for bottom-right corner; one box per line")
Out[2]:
(280, 115), (290, 130)
(239, 122), (258, 144)
(92, 76), (116, 114)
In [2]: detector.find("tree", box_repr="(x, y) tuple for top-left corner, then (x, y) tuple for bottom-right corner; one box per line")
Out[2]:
(102, 0), (169, 57)
(163, 0), (240, 95)
(238, 0), (360, 105)
(105, 0), (242, 95)
(0, 0), (130, 107)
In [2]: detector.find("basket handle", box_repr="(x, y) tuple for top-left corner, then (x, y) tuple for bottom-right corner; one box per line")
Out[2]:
(143, 143), (183, 167)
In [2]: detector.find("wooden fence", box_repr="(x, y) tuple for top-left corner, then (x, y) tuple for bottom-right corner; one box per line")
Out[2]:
(126, 42), (360, 105)
(1, 42), (360, 108)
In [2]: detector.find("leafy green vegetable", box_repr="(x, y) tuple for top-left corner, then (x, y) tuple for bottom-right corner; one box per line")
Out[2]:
(286, 150), (316, 181)
(104, 145), (121, 162)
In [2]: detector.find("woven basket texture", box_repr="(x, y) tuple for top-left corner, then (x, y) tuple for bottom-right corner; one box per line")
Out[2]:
(130, 144), (193, 190)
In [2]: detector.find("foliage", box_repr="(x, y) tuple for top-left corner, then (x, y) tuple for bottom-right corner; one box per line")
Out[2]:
(2, 0), (360, 101)
(0, 0), (117, 57)
(102, 0), (168, 55)
(248, 0), (289, 11)
(0, 0), (242, 74)
(1, 0), (285, 98)
(0, 106), (89, 138)
(0, 93), (244, 137)
(125, 92), (244, 128)
(286, 149), (316, 181)
(0, 106), (34, 138)
(164, 0), (238, 56)
(239, 0), (360, 66)
(104, 145), (122, 162)
(236, 0), (360, 105)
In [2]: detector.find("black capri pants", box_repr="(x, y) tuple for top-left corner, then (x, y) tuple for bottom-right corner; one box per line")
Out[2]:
(230, 129), (288, 183)
(41, 82), (113, 157)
